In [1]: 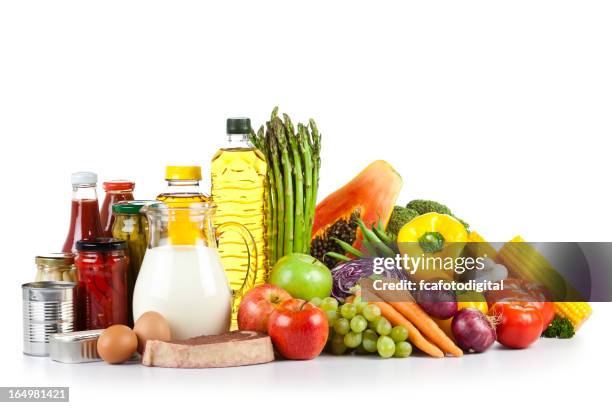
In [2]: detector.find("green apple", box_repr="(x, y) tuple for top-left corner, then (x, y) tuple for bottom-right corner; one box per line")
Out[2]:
(269, 254), (332, 300)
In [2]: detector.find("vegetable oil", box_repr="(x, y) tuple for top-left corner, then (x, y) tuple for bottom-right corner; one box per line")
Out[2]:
(211, 118), (268, 329)
(157, 166), (210, 245)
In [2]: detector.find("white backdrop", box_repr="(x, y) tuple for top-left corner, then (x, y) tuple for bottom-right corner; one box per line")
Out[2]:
(1, 1), (610, 407)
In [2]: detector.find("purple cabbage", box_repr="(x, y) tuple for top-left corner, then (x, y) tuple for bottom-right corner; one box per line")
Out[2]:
(331, 258), (406, 301)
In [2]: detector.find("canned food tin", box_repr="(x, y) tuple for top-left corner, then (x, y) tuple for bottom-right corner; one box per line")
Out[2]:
(49, 330), (103, 363)
(22, 281), (77, 356)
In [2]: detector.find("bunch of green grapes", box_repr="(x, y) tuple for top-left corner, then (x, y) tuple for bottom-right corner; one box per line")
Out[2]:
(311, 296), (413, 358)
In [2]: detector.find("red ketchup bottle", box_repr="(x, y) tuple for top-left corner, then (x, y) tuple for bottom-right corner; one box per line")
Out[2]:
(75, 238), (129, 330)
(100, 180), (135, 237)
(62, 172), (103, 253)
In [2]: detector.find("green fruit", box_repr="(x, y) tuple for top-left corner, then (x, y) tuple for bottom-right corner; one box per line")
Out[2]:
(340, 303), (357, 319)
(344, 331), (362, 348)
(320, 297), (339, 312)
(309, 297), (322, 307)
(325, 310), (339, 326)
(333, 318), (350, 335)
(394, 341), (412, 358)
(363, 304), (381, 322)
(269, 254), (332, 300)
(377, 336), (395, 358)
(350, 315), (367, 333)
(362, 329), (379, 353)
(390, 325), (409, 343)
(375, 317), (392, 336)
(330, 334), (347, 355)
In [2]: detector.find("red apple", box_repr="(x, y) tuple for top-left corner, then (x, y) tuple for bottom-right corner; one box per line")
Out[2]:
(267, 298), (329, 360)
(237, 284), (292, 333)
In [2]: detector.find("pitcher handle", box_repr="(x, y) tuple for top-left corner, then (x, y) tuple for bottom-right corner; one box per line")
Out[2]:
(216, 221), (258, 300)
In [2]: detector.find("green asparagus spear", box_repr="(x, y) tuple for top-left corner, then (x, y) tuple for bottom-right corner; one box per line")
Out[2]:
(274, 118), (294, 255)
(308, 119), (321, 244)
(298, 124), (314, 253)
(268, 124), (284, 259)
(258, 126), (276, 265)
(271, 106), (279, 121)
(285, 113), (304, 253)
(248, 126), (262, 151)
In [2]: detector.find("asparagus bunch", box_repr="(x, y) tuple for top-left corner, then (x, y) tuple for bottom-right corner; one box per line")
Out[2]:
(249, 107), (322, 267)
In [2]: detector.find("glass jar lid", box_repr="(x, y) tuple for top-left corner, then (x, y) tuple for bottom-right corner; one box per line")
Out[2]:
(165, 166), (202, 181)
(103, 180), (135, 192)
(35, 253), (75, 267)
(113, 200), (159, 215)
(76, 238), (127, 251)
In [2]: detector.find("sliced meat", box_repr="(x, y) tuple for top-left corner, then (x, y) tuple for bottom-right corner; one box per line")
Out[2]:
(141, 330), (274, 368)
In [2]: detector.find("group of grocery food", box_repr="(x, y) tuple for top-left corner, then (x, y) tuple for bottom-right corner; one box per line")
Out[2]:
(22, 108), (592, 368)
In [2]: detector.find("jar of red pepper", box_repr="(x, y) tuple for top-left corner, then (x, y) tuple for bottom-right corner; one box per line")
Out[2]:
(75, 238), (129, 330)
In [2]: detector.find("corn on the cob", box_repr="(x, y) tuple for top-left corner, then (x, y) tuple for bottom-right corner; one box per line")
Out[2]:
(464, 231), (498, 259)
(554, 302), (592, 330)
(496, 236), (586, 301)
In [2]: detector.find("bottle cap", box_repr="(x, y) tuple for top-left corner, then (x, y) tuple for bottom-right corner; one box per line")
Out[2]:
(165, 166), (202, 181)
(76, 238), (127, 252)
(71, 172), (97, 186)
(35, 253), (75, 267)
(103, 180), (135, 192)
(226, 117), (251, 134)
(112, 200), (159, 215)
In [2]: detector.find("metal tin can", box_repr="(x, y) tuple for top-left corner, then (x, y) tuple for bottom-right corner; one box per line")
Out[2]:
(49, 330), (103, 363)
(22, 281), (77, 356)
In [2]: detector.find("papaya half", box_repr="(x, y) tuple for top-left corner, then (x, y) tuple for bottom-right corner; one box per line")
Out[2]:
(310, 160), (403, 268)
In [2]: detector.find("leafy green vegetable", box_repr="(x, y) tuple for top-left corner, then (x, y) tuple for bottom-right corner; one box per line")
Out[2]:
(386, 206), (418, 235)
(406, 199), (470, 231)
(542, 317), (575, 339)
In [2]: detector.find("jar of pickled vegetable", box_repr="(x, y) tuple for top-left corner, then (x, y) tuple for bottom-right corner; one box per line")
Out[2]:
(34, 253), (77, 282)
(111, 201), (152, 325)
(75, 238), (129, 330)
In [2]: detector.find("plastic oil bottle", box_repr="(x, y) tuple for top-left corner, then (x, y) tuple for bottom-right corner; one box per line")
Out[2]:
(211, 118), (268, 328)
(157, 166), (210, 245)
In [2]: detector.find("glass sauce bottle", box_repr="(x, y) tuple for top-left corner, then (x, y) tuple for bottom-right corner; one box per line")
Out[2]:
(211, 118), (268, 329)
(100, 180), (135, 237)
(62, 172), (103, 253)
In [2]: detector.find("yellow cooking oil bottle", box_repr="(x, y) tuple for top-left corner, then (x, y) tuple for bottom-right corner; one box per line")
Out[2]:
(157, 166), (210, 245)
(211, 118), (268, 328)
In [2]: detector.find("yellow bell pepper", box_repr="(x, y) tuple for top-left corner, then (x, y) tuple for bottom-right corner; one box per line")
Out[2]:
(397, 212), (468, 282)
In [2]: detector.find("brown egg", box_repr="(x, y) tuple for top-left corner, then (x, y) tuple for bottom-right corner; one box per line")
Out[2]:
(133, 311), (172, 354)
(97, 324), (138, 364)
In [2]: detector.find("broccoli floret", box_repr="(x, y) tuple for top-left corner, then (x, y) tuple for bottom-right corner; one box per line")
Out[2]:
(542, 317), (575, 339)
(386, 206), (419, 235)
(406, 199), (452, 216)
(406, 199), (470, 231)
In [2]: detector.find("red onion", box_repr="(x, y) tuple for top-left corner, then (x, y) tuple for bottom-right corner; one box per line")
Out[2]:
(451, 308), (496, 353)
(414, 288), (457, 319)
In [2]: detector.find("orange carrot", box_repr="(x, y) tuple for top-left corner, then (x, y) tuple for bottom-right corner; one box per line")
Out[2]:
(372, 301), (444, 358)
(387, 301), (463, 357)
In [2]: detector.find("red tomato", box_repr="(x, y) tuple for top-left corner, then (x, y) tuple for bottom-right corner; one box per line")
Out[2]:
(525, 301), (554, 330)
(490, 302), (543, 349)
